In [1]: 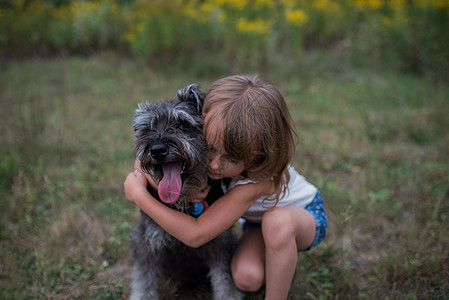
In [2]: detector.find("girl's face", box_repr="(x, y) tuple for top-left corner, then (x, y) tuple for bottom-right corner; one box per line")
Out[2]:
(205, 119), (245, 180)
(207, 146), (245, 180)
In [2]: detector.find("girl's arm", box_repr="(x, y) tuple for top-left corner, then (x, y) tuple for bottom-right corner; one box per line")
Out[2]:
(124, 169), (270, 248)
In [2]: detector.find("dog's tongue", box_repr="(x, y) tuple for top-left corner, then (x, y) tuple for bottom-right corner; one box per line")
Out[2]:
(158, 162), (182, 204)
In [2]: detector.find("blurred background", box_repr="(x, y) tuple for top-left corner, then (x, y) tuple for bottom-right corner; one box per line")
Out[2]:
(1, 0), (448, 299)
(2, 0), (449, 77)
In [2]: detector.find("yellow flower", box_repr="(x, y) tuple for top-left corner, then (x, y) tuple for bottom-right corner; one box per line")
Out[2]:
(313, 0), (342, 14)
(354, 0), (383, 9)
(368, 0), (383, 9)
(314, 0), (330, 10)
(199, 2), (215, 14)
(135, 23), (145, 33)
(125, 32), (136, 43)
(435, 1), (449, 10)
(236, 17), (272, 34)
(285, 9), (309, 26)
(197, 2), (216, 23)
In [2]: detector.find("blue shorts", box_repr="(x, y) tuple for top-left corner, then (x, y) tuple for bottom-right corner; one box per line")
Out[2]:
(242, 191), (327, 252)
(301, 191), (327, 251)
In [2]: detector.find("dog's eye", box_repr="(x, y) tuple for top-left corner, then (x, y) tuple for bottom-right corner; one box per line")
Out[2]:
(178, 121), (190, 129)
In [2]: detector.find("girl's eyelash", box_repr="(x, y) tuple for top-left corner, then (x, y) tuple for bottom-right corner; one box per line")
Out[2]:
(223, 155), (239, 164)
(207, 147), (239, 164)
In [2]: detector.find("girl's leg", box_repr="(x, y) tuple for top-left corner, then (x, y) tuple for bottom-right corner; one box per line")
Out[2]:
(261, 206), (316, 300)
(231, 227), (266, 292)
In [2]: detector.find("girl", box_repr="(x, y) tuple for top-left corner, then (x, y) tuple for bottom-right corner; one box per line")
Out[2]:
(124, 75), (327, 299)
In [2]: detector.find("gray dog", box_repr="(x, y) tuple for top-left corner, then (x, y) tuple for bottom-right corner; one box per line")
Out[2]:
(129, 84), (243, 300)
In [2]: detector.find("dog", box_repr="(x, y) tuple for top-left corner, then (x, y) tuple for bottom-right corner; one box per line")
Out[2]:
(129, 84), (243, 300)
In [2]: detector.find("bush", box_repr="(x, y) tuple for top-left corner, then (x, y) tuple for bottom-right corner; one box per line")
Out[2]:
(349, 0), (449, 77)
(0, 0), (53, 55)
(0, 0), (447, 77)
(47, 0), (122, 53)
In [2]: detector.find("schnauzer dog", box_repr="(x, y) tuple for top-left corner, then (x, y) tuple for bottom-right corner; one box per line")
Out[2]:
(129, 84), (243, 300)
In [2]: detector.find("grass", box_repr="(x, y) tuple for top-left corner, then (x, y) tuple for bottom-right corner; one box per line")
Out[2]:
(1, 52), (448, 299)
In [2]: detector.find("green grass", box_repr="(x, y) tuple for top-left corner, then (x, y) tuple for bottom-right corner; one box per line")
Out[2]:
(1, 53), (448, 299)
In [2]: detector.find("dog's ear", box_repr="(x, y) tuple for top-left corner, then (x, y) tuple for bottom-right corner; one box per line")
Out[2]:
(133, 102), (152, 131)
(177, 84), (206, 114)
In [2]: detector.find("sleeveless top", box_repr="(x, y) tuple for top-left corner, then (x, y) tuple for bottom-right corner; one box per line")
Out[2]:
(221, 165), (318, 223)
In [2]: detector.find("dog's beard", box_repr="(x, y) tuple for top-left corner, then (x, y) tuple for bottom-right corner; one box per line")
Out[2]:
(137, 141), (208, 206)
(137, 151), (185, 204)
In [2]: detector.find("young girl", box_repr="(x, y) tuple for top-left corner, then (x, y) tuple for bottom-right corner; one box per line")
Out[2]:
(124, 75), (327, 299)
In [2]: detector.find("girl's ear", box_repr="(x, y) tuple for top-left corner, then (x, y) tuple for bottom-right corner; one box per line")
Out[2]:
(249, 154), (266, 170)
(177, 84), (206, 114)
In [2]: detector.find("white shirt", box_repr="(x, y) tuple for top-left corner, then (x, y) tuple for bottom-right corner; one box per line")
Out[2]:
(222, 165), (317, 223)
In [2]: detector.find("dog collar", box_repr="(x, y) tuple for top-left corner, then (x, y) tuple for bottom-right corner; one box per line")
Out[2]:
(190, 201), (209, 217)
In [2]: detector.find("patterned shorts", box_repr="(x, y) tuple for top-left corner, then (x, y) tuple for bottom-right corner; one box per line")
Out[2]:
(242, 191), (327, 252)
(302, 191), (327, 251)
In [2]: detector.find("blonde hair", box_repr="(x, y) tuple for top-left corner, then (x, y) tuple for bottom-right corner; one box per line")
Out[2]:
(203, 75), (296, 204)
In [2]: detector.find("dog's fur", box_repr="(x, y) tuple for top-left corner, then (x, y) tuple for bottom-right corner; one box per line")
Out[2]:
(129, 85), (243, 300)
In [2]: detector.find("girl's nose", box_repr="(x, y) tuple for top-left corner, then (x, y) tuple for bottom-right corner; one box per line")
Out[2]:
(208, 153), (221, 171)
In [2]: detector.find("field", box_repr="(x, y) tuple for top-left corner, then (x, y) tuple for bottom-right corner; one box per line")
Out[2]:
(0, 1), (448, 298)
(1, 51), (448, 299)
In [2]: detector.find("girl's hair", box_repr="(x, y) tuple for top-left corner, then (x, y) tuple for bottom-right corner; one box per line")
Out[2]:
(203, 75), (296, 204)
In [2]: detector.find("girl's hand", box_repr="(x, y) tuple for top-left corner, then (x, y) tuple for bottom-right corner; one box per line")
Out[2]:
(124, 169), (148, 204)
(134, 159), (158, 190)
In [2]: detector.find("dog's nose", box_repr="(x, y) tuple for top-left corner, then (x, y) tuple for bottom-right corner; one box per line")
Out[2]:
(150, 144), (169, 160)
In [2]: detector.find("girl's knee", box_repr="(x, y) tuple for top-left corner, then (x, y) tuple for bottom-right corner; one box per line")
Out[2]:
(231, 227), (265, 291)
(232, 261), (264, 292)
(262, 208), (296, 249)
